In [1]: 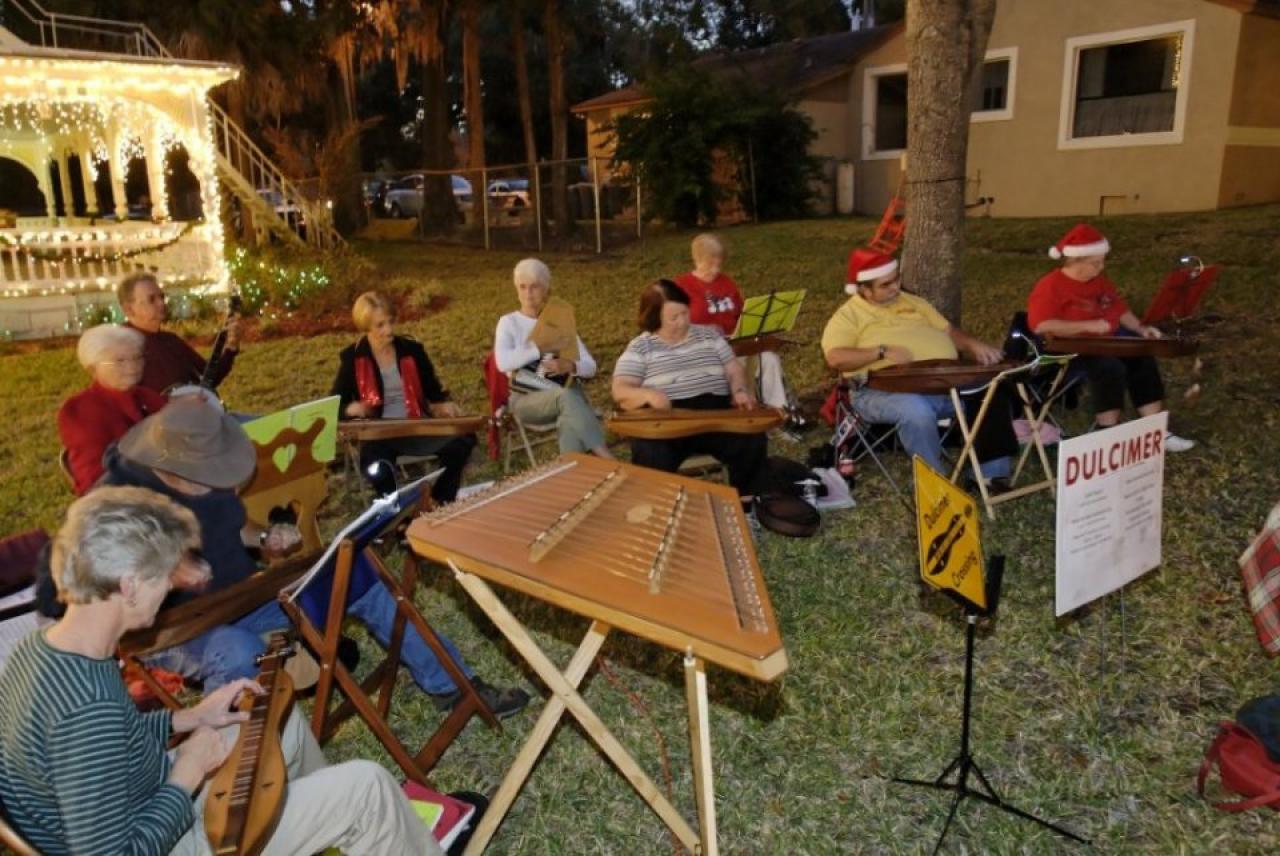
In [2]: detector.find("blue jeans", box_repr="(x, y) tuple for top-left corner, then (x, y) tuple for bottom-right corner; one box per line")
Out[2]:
(851, 388), (1011, 479)
(147, 585), (473, 695)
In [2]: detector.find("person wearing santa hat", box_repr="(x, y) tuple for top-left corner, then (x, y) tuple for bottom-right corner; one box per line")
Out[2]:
(1028, 222), (1194, 452)
(821, 248), (1018, 485)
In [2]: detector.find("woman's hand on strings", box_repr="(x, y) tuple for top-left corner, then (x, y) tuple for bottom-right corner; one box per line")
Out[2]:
(173, 678), (264, 733)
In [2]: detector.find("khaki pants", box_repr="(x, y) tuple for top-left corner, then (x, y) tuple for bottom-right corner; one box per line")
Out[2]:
(511, 384), (606, 453)
(739, 351), (788, 409)
(172, 709), (442, 856)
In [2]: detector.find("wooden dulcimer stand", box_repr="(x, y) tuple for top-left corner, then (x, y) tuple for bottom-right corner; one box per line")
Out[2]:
(278, 476), (500, 785)
(204, 633), (296, 856)
(867, 357), (1075, 519)
(406, 455), (789, 855)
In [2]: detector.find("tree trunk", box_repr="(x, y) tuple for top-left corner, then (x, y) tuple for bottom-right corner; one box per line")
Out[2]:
(901, 0), (995, 323)
(461, 0), (486, 208)
(420, 31), (456, 235)
(511, 2), (540, 216)
(545, 0), (572, 237)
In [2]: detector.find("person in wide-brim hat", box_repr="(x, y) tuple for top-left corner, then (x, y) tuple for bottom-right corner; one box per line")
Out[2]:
(117, 394), (256, 489)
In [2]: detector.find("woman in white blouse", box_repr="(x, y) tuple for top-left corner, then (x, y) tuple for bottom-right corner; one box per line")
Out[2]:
(493, 259), (613, 459)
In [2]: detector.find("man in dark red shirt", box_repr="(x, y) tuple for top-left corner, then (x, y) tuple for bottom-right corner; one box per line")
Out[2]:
(118, 272), (240, 393)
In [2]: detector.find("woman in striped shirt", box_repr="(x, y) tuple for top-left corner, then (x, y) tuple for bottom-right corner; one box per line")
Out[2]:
(612, 279), (768, 496)
(0, 487), (439, 855)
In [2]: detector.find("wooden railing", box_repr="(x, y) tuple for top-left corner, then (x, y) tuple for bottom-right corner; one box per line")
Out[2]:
(0, 222), (217, 295)
(1, 0), (168, 57)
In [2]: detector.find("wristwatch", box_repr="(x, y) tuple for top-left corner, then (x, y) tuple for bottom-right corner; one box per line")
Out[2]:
(258, 529), (270, 548)
(878, 344), (887, 360)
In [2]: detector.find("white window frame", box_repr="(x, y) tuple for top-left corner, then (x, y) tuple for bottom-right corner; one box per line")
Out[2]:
(1057, 19), (1196, 151)
(862, 61), (908, 161)
(971, 47), (1018, 123)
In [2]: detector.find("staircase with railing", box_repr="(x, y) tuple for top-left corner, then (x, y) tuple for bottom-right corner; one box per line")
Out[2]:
(0, 0), (341, 250)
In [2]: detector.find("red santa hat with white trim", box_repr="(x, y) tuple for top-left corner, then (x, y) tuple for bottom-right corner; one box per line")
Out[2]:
(1048, 223), (1110, 260)
(845, 248), (899, 294)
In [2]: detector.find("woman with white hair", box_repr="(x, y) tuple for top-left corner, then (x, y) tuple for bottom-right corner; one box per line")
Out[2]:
(0, 487), (441, 855)
(494, 258), (613, 459)
(58, 323), (167, 494)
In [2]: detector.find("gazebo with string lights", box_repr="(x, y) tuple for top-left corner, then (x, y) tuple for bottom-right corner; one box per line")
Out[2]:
(0, 20), (236, 338)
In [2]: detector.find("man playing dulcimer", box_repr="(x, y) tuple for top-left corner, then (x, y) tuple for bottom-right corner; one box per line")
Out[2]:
(821, 248), (1019, 489)
(1028, 223), (1195, 452)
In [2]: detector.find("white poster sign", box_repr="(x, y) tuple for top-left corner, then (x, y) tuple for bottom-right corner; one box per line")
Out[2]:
(1055, 412), (1167, 616)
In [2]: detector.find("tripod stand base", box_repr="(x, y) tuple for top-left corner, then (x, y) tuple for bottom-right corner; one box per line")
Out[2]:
(893, 752), (1088, 854)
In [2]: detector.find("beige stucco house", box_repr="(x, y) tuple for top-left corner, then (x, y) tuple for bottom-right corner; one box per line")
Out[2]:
(573, 0), (1280, 219)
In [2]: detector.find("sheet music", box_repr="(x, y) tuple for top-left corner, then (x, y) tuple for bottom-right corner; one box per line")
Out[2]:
(282, 469), (443, 601)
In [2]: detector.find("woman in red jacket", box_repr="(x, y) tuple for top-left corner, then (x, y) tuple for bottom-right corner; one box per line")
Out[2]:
(330, 291), (477, 503)
(58, 324), (167, 494)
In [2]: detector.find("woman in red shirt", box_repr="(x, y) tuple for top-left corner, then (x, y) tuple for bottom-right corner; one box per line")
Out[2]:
(58, 325), (168, 494)
(1027, 223), (1194, 451)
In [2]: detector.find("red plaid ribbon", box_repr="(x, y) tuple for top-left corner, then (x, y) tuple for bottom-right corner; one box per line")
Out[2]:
(1240, 502), (1280, 655)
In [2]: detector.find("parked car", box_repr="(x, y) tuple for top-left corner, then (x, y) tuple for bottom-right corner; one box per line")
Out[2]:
(382, 174), (473, 218)
(487, 178), (531, 209)
(382, 175), (423, 218)
(256, 187), (305, 233)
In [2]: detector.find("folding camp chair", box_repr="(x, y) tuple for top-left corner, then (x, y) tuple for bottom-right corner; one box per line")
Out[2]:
(278, 473), (499, 784)
(1003, 311), (1088, 434)
(482, 351), (559, 473)
(828, 379), (912, 508)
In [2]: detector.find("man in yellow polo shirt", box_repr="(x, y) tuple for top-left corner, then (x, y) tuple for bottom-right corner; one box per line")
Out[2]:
(821, 248), (1017, 485)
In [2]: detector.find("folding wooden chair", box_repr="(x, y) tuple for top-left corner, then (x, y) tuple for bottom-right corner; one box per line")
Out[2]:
(278, 476), (500, 783)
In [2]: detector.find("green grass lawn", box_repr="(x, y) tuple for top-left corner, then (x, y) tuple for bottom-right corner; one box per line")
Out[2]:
(4, 206), (1280, 853)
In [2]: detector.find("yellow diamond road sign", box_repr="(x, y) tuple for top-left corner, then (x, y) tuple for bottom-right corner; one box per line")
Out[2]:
(913, 456), (986, 610)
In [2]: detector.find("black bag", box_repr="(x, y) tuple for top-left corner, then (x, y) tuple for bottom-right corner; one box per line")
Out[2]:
(761, 456), (825, 499)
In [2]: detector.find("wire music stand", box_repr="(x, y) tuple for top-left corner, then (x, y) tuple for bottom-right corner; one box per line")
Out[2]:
(1141, 263), (1220, 327)
(728, 289), (805, 356)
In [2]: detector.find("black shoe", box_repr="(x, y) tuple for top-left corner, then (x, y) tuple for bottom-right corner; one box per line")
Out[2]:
(429, 677), (531, 719)
(336, 635), (361, 672)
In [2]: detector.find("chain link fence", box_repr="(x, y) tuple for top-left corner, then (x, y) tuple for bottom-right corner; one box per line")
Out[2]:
(355, 157), (643, 253)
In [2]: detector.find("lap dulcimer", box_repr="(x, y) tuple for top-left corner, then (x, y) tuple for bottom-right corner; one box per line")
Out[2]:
(337, 415), (486, 442)
(1043, 334), (1198, 359)
(204, 633), (297, 856)
(866, 358), (1020, 394)
(606, 406), (783, 439)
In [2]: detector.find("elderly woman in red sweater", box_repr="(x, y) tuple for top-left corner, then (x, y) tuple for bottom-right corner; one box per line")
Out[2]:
(58, 324), (167, 494)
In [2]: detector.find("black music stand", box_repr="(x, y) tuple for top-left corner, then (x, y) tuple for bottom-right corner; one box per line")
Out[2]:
(892, 556), (1088, 853)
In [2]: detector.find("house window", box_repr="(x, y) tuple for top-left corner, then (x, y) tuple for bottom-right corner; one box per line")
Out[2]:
(977, 60), (1009, 111)
(863, 63), (908, 159)
(874, 73), (908, 152)
(971, 49), (1017, 122)
(1059, 20), (1195, 149)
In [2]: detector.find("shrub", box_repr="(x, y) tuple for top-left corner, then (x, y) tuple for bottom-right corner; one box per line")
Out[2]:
(610, 66), (820, 227)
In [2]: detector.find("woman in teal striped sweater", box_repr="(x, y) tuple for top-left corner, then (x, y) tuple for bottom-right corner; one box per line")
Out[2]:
(0, 487), (439, 855)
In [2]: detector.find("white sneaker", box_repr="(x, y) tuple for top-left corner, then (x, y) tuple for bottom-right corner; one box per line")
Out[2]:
(1165, 432), (1196, 453)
